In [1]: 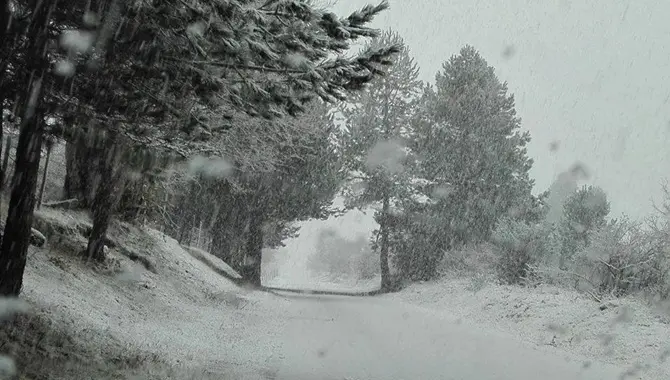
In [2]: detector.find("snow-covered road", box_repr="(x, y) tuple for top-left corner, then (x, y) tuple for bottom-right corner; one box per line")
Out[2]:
(160, 291), (624, 380)
(267, 293), (624, 380)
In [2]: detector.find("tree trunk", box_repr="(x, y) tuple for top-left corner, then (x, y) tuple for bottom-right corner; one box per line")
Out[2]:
(0, 136), (11, 192)
(175, 180), (199, 244)
(36, 139), (51, 209)
(210, 215), (230, 259)
(241, 210), (264, 286)
(0, 113), (44, 295)
(0, 0), (8, 195)
(63, 135), (99, 208)
(0, 131), (3, 196)
(379, 193), (391, 291)
(85, 136), (124, 262)
(0, 0), (54, 296)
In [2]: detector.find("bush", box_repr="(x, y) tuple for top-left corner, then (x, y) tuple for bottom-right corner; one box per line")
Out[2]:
(557, 185), (610, 267)
(439, 243), (498, 277)
(491, 218), (554, 285)
(572, 217), (670, 299)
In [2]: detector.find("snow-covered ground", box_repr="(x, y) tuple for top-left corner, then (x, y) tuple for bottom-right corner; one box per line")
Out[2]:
(4, 206), (665, 378)
(389, 276), (670, 380)
(17, 225), (628, 379)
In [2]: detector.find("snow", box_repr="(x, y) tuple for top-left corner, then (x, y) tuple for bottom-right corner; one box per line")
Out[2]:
(390, 276), (670, 380)
(8, 209), (657, 378)
(182, 245), (243, 280)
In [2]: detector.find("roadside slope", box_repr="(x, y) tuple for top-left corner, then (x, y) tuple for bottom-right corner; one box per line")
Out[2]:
(3, 207), (281, 379)
(390, 276), (670, 380)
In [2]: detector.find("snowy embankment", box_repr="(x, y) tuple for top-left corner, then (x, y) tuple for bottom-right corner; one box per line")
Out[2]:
(3, 207), (292, 379)
(390, 276), (670, 380)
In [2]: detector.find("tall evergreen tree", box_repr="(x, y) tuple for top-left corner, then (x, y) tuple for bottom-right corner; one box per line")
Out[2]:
(0, 0), (397, 295)
(419, 45), (535, 247)
(339, 30), (422, 290)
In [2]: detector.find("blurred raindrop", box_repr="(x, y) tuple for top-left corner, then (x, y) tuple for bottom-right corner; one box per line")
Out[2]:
(186, 21), (207, 37)
(659, 346), (670, 363)
(432, 185), (453, 199)
(0, 297), (30, 320)
(0, 355), (16, 378)
(188, 155), (234, 178)
(501, 45), (515, 60)
(83, 11), (99, 27)
(54, 60), (76, 77)
(612, 127), (629, 161)
(364, 139), (406, 174)
(59, 30), (95, 53)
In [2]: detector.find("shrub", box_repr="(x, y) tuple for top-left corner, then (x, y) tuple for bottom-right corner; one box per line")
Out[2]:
(573, 217), (670, 299)
(491, 218), (554, 285)
(438, 243), (498, 277)
(557, 185), (610, 267)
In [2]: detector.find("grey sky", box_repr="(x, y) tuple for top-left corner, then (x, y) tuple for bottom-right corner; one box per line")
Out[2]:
(330, 0), (670, 219)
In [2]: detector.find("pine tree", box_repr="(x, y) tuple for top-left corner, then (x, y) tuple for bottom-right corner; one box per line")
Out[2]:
(170, 100), (344, 284)
(235, 100), (344, 284)
(419, 45), (535, 247)
(339, 30), (422, 290)
(0, 0), (397, 295)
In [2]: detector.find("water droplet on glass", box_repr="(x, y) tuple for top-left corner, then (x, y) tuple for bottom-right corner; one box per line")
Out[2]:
(54, 60), (76, 77)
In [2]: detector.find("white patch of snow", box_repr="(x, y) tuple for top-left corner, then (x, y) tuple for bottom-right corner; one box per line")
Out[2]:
(391, 276), (670, 380)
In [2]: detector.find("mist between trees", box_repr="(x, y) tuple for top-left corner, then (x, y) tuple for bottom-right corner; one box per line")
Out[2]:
(1, 0), (669, 305)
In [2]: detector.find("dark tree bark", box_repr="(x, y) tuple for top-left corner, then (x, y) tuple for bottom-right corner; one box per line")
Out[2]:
(36, 139), (52, 209)
(379, 192), (391, 291)
(210, 213), (233, 262)
(85, 134), (124, 262)
(241, 209), (265, 286)
(0, 0), (55, 296)
(63, 138), (96, 208)
(0, 115), (44, 295)
(0, 136), (10, 191)
(116, 177), (145, 220)
(210, 198), (249, 267)
(0, 0), (10, 195)
(175, 180), (200, 244)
